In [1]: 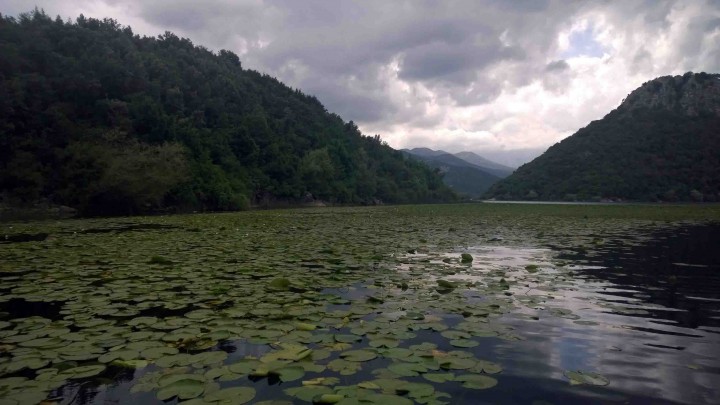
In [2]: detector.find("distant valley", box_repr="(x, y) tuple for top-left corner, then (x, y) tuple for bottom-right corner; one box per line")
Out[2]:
(402, 148), (515, 197)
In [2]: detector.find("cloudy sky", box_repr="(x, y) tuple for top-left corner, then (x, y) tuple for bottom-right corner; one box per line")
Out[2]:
(2, 0), (719, 166)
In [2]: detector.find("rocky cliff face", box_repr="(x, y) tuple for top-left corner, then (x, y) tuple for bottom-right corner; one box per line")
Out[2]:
(620, 72), (720, 116)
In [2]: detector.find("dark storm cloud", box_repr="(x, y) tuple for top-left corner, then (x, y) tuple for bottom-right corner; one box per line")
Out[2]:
(229, 0), (587, 122)
(545, 60), (569, 72)
(301, 74), (397, 123)
(398, 40), (525, 82)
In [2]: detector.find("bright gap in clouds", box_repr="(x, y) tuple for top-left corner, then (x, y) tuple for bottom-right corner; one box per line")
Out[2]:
(560, 22), (606, 59)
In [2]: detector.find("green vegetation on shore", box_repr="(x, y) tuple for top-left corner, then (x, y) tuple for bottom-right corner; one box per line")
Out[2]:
(0, 10), (456, 216)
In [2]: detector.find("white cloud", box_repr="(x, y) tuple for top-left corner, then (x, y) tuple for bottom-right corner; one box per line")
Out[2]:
(3, 0), (718, 165)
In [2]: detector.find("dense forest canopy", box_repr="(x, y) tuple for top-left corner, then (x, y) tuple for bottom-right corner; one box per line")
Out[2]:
(0, 10), (456, 215)
(485, 72), (720, 202)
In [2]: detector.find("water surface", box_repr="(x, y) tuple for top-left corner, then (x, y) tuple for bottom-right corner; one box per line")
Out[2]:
(0, 204), (718, 404)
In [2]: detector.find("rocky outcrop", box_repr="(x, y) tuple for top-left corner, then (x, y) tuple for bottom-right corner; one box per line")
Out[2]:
(620, 72), (720, 116)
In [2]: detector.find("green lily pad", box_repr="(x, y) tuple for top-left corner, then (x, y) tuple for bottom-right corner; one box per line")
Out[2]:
(439, 357), (476, 370)
(268, 278), (291, 291)
(2, 390), (49, 405)
(387, 362), (428, 377)
(158, 373), (205, 387)
(18, 337), (64, 348)
(156, 379), (204, 400)
(270, 365), (305, 382)
(564, 370), (610, 386)
(396, 382), (435, 399)
(204, 386), (256, 403)
(449, 339), (478, 348)
(472, 360), (503, 374)
(327, 359), (361, 375)
(295, 322), (317, 331)
(440, 329), (472, 340)
(368, 336), (399, 349)
(61, 365), (106, 379)
(1, 357), (49, 373)
(99, 349), (139, 363)
(229, 359), (261, 375)
(155, 353), (192, 368)
(334, 334), (362, 343)
(340, 349), (377, 362)
(302, 376), (340, 386)
(285, 386), (334, 402)
(141, 346), (179, 359)
(312, 393), (344, 404)
(423, 372), (455, 383)
(111, 359), (149, 369)
(191, 350), (228, 366)
(455, 374), (498, 389)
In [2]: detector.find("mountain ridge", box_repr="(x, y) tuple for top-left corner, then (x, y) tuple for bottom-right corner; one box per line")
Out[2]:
(401, 148), (508, 197)
(485, 72), (720, 202)
(403, 148), (514, 176)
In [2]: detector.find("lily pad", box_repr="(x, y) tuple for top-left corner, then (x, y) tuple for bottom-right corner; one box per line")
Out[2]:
(423, 372), (455, 383)
(439, 357), (476, 370)
(327, 359), (361, 375)
(387, 362), (428, 377)
(312, 393), (344, 404)
(204, 386), (256, 404)
(229, 359), (261, 375)
(156, 379), (204, 400)
(564, 370), (610, 386)
(60, 365), (106, 379)
(284, 386), (334, 402)
(270, 365), (305, 382)
(449, 339), (478, 348)
(455, 374), (498, 389)
(340, 349), (377, 362)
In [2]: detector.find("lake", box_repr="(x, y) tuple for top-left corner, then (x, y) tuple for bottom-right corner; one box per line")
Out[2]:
(1, 203), (719, 404)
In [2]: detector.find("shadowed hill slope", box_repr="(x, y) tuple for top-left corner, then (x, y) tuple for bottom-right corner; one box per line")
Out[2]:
(485, 72), (720, 202)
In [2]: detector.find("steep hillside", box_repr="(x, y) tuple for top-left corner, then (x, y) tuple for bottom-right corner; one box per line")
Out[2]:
(0, 11), (456, 215)
(485, 72), (720, 202)
(402, 150), (500, 197)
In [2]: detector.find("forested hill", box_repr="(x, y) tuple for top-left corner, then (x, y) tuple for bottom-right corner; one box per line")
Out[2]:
(0, 11), (456, 215)
(485, 72), (720, 202)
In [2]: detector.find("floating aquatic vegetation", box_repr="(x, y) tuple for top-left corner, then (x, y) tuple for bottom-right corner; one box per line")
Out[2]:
(563, 370), (610, 386)
(0, 205), (718, 404)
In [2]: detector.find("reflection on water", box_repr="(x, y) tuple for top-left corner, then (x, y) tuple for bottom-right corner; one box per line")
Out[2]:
(486, 224), (720, 405)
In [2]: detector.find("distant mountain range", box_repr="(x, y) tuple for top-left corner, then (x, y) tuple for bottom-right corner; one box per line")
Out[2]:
(402, 148), (515, 197)
(485, 72), (720, 202)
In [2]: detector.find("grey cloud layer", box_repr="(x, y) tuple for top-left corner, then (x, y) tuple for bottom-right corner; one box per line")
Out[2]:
(3, 0), (719, 158)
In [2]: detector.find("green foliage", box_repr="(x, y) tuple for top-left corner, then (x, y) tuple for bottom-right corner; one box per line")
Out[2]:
(0, 10), (455, 215)
(486, 78), (720, 202)
(61, 131), (190, 215)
